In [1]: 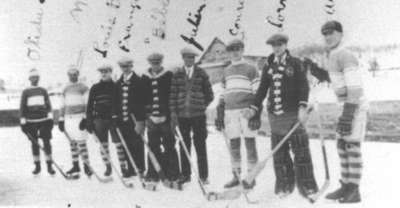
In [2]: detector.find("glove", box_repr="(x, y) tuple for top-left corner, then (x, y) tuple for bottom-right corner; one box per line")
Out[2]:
(214, 99), (225, 131)
(86, 119), (94, 134)
(150, 116), (166, 124)
(79, 118), (86, 130)
(135, 121), (145, 136)
(248, 106), (262, 131)
(298, 106), (310, 125)
(336, 103), (358, 136)
(20, 118), (28, 133)
(58, 120), (65, 132)
(45, 119), (54, 130)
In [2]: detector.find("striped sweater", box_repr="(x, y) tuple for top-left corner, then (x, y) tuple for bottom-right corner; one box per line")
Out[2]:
(169, 65), (214, 118)
(60, 82), (89, 119)
(222, 60), (260, 110)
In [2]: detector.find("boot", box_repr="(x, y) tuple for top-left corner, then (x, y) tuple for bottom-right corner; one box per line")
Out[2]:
(121, 167), (131, 178)
(66, 161), (80, 179)
(47, 161), (56, 175)
(243, 179), (256, 190)
(326, 180), (348, 200)
(83, 163), (93, 177)
(32, 161), (41, 175)
(339, 183), (361, 203)
(224, 172), (240, 188)
(104, 164), (112, 177)
(178, 175), (191, 184)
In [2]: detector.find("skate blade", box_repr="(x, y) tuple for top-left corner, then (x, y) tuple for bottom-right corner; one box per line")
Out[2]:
(142, 182), (157, 191)
(162, 180), (183, 190)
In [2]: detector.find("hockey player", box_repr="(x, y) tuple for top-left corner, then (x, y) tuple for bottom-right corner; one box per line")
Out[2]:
(170, 47), (214, 184)
(114, 57), (146, 178)
(321, 21), (367, 203)
(20, 68), (55, 175)
(247, 34), (318, 198)
(58, 66), (92, 179)
(214, 39), (260, 189)
(142, 53), (180, 183)
(86, 65), (121, 177)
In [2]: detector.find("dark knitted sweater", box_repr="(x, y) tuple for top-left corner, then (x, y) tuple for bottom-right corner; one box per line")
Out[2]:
(169, 65), (214, 118)
(142, 68), (172, 117)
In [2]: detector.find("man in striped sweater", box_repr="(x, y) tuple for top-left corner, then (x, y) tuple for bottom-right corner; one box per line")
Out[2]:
(215, 39), (260, 189)
(20, 68), (55, 175)
(58, 66), (92, 179)
(321, 21), (367, 203)
(170, 47), (214, 184)
(142, 53), (179, 183)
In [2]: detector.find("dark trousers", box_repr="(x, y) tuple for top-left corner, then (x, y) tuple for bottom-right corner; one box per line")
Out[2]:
(117, 120), (145, 174)
(25, 120), (53, 162)
(178, 115), (208, 180)
(146, 119), (179, 180)
(271, 126), (318, 196)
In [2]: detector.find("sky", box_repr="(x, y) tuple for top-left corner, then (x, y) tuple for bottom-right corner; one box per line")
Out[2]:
(0, 0), (399, 88)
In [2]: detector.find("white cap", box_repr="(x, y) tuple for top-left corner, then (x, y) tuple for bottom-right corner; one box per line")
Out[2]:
(67, 65), (79, 74)
(29, 68), (40, 77)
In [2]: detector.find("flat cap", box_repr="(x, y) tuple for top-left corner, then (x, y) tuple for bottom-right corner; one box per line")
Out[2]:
(117, 57), (133, 66)
(321, 20), (343, 34)
(266, 33), (289, 45)
(147, 53), (164, 62)
(29, 68), (40, 77)
(97, 64), (113, 72)
(180, 47), (199, 56)
(67, 65), (79, 74)
(226, 39), (245, 51)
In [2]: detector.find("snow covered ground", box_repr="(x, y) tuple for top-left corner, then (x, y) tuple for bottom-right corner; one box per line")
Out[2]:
(1, 127), (399, 208)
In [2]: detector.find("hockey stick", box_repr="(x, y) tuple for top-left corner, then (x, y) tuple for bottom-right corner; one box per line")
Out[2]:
(63, 131), (113, 183)
(114, 127), (157, 191)
(221, 130), (259, 204)
(25, 132), (69, 179)
(90, 133), (134, 188)
(309, 108), (330, 203)
(130, 114), (183, 190)
(175, 127), (209, 196)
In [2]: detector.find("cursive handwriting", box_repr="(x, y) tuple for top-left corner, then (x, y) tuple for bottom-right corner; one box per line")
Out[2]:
(147, 0), (169, 41)
(94, 17), (117, 58)
(229, 0), (245, 38)
(106, 0), (120, 9)
(180, 3), (206, 51)
(266, 0), (287, 30)
(25, 8), (44, 61)
(70, 0), (88, 24)
(118, 0), (141, 52)
(325, 0), (335, 15)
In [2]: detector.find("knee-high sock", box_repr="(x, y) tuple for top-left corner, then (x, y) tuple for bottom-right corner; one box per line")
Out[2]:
(42, 139), (52, 162)
(31, 140), (41, 163)
(229, 137), (241, 173)
(115, 142), (128, 169)
(244, 137), (258, 173)
(70, 141), (79, 163)
(100, 142), (111, 165)
(341, 140), (363, 185)
(77, 140), (90, 165)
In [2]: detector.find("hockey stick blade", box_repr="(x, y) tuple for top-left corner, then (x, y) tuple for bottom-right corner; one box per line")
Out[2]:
(206, 188), (242, 201)
(309, 180), (330, 203)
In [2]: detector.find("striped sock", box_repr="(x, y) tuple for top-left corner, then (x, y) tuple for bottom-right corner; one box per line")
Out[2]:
(337, 139), (350, 184)
(70, 141), (79, 163)
(78, 141), (90, 165)
(100, 142), (110, 165)
(115, 142), (128, 168)
(345, 142), (363, 185)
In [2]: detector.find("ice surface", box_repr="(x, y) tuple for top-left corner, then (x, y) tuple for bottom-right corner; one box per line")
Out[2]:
(0, 127), (399, 208)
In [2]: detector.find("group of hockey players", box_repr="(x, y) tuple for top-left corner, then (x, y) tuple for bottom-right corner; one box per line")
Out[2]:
(19, 20), (366, 204)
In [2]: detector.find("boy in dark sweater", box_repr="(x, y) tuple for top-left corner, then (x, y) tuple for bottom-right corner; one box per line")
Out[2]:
(86, 64), (127, 177)
(170, 47), (214, 184)
(20, 68), (55, 175)
(142, 53), (179, 183)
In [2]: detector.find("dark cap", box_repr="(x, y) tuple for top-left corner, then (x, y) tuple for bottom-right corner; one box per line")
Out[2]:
(266, 33), (289, 45)
(226, 39), (245, 51)
(321, 20), (343, 34)
(147, 53), (164, 63)
(180, 47), (199, 57)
